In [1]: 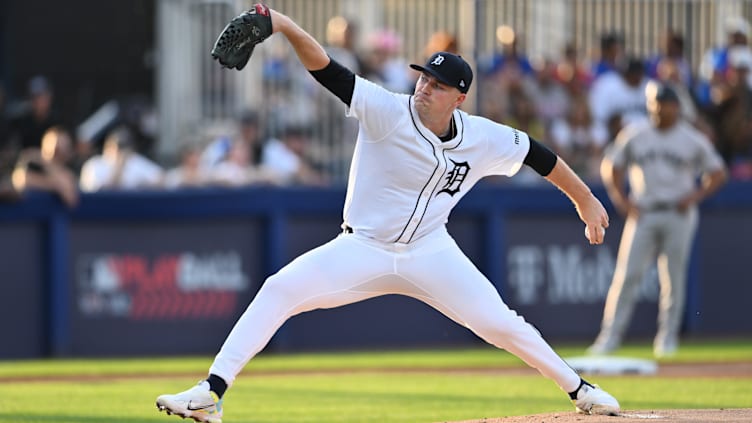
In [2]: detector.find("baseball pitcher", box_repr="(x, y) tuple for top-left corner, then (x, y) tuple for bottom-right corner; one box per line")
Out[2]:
(156, 5), (620, 422)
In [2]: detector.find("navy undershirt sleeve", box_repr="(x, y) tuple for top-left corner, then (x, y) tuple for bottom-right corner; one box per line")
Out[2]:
(523, 136), (558, 176)
(308, 57), (356, 107)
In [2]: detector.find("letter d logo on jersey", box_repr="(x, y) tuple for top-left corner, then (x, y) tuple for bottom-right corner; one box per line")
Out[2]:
(438, 159), (470, 196)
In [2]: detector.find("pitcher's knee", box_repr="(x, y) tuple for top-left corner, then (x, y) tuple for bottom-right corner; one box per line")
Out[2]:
(257, 273), (305, 305)
(258, 272), (334, 316)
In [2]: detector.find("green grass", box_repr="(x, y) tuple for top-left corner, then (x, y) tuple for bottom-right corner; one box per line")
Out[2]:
(0, 339), (750, 423)
(1, 338), (750, 378)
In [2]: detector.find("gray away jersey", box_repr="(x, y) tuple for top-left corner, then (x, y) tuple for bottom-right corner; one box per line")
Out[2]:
(343, 76), (530, 243)
(607, 120), (724, 209)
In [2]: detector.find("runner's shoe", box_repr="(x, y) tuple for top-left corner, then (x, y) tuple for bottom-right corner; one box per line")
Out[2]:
(586, 336), (620, 355)
(156, 381), (223, 423)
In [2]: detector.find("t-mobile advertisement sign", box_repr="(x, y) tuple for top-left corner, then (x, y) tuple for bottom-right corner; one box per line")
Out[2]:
(68, 219), (263, 356)
(503, 216), (658, 341)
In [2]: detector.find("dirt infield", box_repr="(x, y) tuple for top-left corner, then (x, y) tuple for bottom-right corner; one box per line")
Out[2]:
(449, 408), (752, 423)
(441, 362), (752, 423)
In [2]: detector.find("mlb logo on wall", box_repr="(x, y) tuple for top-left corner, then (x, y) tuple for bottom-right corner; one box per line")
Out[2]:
(76, 252), (250, 320)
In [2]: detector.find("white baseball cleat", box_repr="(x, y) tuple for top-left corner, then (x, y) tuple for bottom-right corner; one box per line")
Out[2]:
(572, 381), (620, 415)
(156, 382), (223, 423)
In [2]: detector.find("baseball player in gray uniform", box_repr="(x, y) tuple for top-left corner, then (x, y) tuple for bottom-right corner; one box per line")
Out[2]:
(588, 83), (727, 358)
(156, 5), (619, 422)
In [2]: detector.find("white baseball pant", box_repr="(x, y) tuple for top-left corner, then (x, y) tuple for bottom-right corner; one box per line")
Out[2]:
(209, 226), (581, 393)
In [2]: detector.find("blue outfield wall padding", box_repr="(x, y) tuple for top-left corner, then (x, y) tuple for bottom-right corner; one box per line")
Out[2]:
(47, 211), (71, 356)
(0, 181), (751, 357)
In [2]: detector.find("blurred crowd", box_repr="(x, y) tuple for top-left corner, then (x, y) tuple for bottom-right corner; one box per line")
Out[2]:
(477, 16), (752, 185)
(2, 15), (752, 207)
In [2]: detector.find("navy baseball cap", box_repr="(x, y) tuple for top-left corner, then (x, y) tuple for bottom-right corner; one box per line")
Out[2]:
(651, 84), (680, 103)
(410, 52), (473, 93)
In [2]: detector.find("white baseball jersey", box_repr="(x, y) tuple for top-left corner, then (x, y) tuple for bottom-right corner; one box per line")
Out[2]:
(607, 120), (724, 209)
(343, 76), (530, 243)
(210, 70), (584, 397)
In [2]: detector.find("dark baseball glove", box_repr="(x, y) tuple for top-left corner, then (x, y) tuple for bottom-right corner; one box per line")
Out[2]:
(211, 3), (273, 70)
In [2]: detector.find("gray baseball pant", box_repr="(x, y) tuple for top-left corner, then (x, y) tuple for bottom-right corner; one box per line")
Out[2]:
(596, 206), (698, 349)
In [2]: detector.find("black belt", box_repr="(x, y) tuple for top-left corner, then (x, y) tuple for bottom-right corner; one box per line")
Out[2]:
(644, 203), (675, 212)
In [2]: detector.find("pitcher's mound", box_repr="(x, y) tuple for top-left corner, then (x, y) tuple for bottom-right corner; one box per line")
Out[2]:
(447, 408), (752, 423)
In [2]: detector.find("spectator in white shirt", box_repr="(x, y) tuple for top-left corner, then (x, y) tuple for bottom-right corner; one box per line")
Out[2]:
(79, 126), (163, 192)
(164, 144), (211, 189)
(549, 95), (609, 182)
(589, 58), (651, 128)
(261, 125), (328, 186)
(209, 139), (278, 187)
